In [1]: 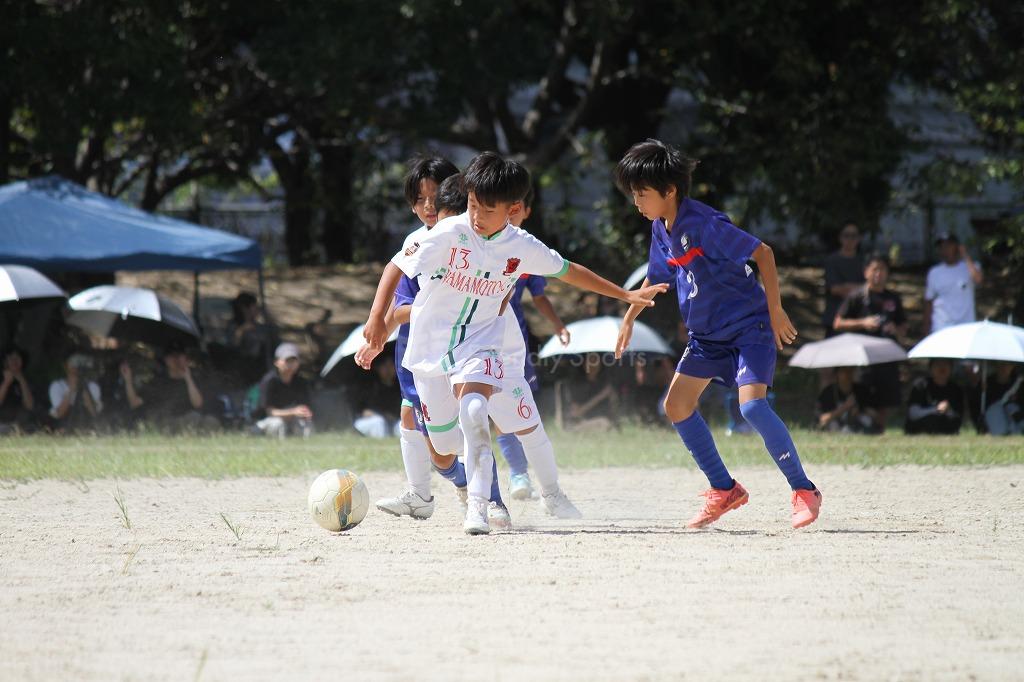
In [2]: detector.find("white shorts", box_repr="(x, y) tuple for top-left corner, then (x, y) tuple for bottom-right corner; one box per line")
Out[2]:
(489, 375), (541, 433)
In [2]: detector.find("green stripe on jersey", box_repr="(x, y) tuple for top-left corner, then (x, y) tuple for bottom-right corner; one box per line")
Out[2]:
(547, 258), (570, 278)
(447, 297), (472, 351)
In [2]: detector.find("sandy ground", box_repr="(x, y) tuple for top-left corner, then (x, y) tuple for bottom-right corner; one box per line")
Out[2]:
(2, 465), (1023, 681)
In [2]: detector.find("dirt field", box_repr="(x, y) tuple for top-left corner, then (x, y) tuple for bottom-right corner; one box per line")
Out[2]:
(3, 465), (1023, 681)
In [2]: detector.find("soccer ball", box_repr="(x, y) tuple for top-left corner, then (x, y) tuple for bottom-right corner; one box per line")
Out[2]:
(307, 469), (370, 532)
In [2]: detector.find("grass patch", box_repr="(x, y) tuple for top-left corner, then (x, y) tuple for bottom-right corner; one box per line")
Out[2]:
(0, 428), (1021, 480)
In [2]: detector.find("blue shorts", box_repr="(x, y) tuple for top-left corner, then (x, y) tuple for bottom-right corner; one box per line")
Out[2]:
(524, 354), (540, 392)
(677, 324), (776, 388)
(397, 364), (428, 436)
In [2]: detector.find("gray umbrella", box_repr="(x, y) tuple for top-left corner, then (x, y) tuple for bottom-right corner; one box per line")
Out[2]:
(0, 264), (66, 308)
(66, 285), (199, 347)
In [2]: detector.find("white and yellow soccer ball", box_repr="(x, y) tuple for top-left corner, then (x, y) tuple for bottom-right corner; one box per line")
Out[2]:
(307, 469), (370, 532)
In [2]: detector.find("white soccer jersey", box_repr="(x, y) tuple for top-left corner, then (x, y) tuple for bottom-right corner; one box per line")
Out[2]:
(402, 223), (430, 251)
(391, 212), (568, 377)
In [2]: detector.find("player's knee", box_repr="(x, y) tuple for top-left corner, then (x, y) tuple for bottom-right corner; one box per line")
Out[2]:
(458, 392), (489, 442)
(664, 396), (696, 423)
(515, 424), (538, 436)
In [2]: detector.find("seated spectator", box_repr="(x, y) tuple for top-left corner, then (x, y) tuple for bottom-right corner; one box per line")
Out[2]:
(1, 346), (37, 433)
(816, 366), (879, 434)
(255, 342), (314, 439)
(629, 356), (670, 425)
(557, 353), (619, 432)
(905, 359), (964, 435)
(971, 362), (1023, 436)
(48, 352), (103, 432)
(228, 292), (278, 384)
(123, 341), (219, 433)
(352, 354), (401, 438)
(834, 254), (907, 430)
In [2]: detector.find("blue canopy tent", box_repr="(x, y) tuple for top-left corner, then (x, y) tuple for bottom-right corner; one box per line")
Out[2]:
(0, 176), (265, 332)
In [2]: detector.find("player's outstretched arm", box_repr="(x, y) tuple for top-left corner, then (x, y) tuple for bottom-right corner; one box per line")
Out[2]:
(752, 243), (797, 350)
(561, 263), (667, 309)
(354, 302), (411, 370)
(615, 277), (653, 359)
(364, 262), (404, 348)
(532, 294), (571, 346)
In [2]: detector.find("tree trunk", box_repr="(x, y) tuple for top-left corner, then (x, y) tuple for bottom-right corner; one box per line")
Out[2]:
(0, 94), (10, 185)
(269, 139), (315, 265)
(318, 142), (354, 263)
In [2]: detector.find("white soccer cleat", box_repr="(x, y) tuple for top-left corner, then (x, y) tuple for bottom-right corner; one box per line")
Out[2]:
(542, 489), (582, 519)
(376, 490), (435, 520)
(463, 496), (490, 535)
(455, 486), (469, 516)
(488, 501), (513, 530)
(509, 472), (534, 500)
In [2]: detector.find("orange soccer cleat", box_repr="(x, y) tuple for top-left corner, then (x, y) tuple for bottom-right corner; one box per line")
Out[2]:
(686, 481), (749, 528)
(791, 488), (822, 529)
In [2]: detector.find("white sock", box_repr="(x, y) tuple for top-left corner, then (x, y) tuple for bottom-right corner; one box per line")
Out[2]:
(517, 423), (560, 495)
(399, 427), (432, 500)
(458, 392), (494, 500)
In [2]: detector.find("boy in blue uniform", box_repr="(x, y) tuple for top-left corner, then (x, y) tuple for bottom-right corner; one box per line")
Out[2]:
(495, 186), (572, 499)
(615, 139), (821, 529)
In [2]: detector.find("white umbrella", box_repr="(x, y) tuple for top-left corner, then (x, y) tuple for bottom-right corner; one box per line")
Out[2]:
(0, 264), (66, 306)
(66, 285), (199, 346)
(321, 324), (399, 377)
(623, 263), (649, 291)
(907, 320), (1024, 423)
(789, 333), (907, 369)
(538, 316), (671, 358)
(907, 321), (1024, 363)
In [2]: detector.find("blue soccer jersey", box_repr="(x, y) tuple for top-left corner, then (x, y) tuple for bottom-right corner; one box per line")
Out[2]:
(508, 274), (546, 389)
(393, 273), (421, 404)
(648, 198), (770, 343)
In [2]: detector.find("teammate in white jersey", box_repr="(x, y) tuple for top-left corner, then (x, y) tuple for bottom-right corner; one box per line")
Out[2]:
(362, 175), (581, 522)
(364, 152), (667, 535)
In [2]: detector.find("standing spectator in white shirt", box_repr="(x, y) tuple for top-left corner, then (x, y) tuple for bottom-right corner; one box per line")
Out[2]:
(924, 233), (983, 335)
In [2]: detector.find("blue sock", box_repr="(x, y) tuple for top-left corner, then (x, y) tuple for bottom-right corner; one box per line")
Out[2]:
(433, 458), (467, 488)
(489, 456), (504, 505)
(496, 433), (528, 476)
(739, 398), (814, 491)
(673, 412), (733, 490)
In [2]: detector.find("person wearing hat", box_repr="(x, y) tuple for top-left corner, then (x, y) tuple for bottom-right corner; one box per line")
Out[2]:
(924, 232), (983, 335)
(255, 342), (314, 439)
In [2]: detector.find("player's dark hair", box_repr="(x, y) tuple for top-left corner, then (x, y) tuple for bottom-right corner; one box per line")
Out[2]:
(463, 151), (531, 206)
(865, 252), (889, 269)
(615, 138), (698, 198)
(522, 183), (535, 209)
(435, 173), (467, 215)
(403, 155), (459, 207)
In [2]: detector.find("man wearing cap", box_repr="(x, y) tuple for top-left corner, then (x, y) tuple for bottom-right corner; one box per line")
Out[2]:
(924, 233), (983, 335)
(255, 342), (314, 439)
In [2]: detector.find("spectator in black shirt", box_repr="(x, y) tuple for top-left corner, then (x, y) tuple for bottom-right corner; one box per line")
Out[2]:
(255, 342), (313, 439)
(816, 366), (879, 433)
(822, 222), (864, 337)
(0, 347), (37, 433)
(971, 361), (1023, 435)
(123, 342), (219, 432)
(834, 254), (907, 430)
(352, 354), (401, 438)
(905, 359), (964, 435)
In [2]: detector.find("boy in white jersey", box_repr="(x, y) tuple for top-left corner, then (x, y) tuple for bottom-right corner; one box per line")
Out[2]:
(364, 152), (667, 535)
(363, 176), (582, 521)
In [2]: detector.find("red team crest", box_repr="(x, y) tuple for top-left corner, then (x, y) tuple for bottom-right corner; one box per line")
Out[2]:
(503, 257), (521, 276)
(404, 242), (420, 257)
